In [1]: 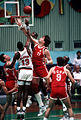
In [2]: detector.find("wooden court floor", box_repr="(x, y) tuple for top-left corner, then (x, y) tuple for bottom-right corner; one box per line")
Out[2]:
(4, 101), (81, 120)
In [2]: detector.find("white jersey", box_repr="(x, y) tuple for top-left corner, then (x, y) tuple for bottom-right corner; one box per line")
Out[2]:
(73, 58), (81, 67)
(18, 47), (33, 69)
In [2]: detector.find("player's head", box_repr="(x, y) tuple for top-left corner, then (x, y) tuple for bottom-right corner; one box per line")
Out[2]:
(17, 41), (24, 51)
(57, 57), (64, 66)
(0, 54), (10, 63)
(44, 35), (51, 47)
(63, 56), (69, 65)
(25, 18), (29, 26)
(31, 32), (38, 39)
(39, 35), (51, 47)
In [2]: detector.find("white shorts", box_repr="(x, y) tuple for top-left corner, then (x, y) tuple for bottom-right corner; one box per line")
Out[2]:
(18, 69), (33, 82)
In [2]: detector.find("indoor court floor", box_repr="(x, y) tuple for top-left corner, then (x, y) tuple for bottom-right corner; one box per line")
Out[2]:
(4, 100), (81, 120)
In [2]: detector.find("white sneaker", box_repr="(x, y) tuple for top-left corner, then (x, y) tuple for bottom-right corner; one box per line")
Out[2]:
(26, 99), (32, 107)
(37, 106), (46, 116)
(60, 116), (69, 120)
(69, 117), (74, 120)
(43, 117), (48, 120)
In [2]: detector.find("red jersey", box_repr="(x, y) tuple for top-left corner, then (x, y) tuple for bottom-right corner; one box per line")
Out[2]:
(3, 63), (17, 81)
(32, 44), (48, 78)
(3, 63), (17, 90)
(51, 66), (67, 87)
(50, 66), (68, 99)
(32, 44), (46, 66)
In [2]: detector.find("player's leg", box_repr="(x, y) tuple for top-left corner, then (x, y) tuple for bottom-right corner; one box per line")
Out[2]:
(3, 94), (12, 117)
(16, 82), (23, 118)
(32, 77), (46, 116)
(60, 100), (69, 120)
(0, 104), (4, 120)
(43, 98), (55, 120)
(12, 92), (17, 114)
(22, 83), (31, 113)
(26, 83), (33, 108)
(39, 78), (49, 108)
(62, 96), (74, 120)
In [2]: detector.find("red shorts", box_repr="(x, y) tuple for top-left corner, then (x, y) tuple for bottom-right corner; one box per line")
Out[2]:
(6, 81), (15, 90)
(33, 65), (48, 78)
(50, 86), (68, 100)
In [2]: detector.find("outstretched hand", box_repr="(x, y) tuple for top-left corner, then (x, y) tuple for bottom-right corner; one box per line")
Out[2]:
(15, 18), (22, 26)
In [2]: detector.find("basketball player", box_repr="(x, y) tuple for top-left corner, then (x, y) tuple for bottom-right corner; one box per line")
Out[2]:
(0, 68), (18, 120)
(27, 32), (53, 116)
(43, 57), (79, 120)
(0, 54), (18, 120)
(26, 32), (50, 109)
(60, 56), (73, 120)
(6, 41), (33, 119)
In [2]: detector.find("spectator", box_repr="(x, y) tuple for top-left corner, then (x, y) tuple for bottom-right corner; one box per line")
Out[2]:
(73, 51), (81, 71)
(72, 65), (81, 95)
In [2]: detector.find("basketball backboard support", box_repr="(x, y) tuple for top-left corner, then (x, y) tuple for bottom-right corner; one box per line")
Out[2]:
(0, 0), (34, 27)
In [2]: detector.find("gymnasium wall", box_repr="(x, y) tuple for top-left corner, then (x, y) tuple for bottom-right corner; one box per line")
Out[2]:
(0, 0), (81, 51)
(0, 50), (78, 66)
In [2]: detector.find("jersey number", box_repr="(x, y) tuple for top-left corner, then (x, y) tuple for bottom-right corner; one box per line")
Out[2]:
(56, 74), (61, 81)
(22, 59), (29, 65)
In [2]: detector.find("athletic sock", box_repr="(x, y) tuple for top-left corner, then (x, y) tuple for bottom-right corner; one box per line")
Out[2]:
(23, 106), (26, 111)
(17, 107), (20, 111)
(35, 92), (44, 107)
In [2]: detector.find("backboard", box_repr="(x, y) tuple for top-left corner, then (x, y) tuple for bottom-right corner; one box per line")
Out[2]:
(0, 0), (34, 27)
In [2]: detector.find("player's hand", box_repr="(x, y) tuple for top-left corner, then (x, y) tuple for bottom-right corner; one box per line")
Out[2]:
(25, 18), (29, 26)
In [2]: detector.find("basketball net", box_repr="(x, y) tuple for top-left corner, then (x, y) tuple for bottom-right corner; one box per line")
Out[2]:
(11, 16), (30, 30)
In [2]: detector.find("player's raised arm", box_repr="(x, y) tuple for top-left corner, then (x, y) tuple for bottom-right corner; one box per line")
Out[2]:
(6, 52), (20, 69)
(27, 32), (38, 45)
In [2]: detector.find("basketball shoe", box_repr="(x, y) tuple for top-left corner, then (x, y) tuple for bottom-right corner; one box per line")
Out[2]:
(37, 106), (46, 116)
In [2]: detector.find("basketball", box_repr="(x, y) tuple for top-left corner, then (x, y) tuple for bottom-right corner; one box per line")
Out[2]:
(23, 6), (32, 14)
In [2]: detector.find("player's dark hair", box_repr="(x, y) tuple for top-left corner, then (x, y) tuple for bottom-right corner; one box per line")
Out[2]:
(34, 32), (38, 38)
(17, 41), (24, 51)
(63, 56), (69, 65)
(57, 57), (64, 66)
(31, 32), (38, 39)
(0, 54), (5, 63)
(44, 35), (51, 47)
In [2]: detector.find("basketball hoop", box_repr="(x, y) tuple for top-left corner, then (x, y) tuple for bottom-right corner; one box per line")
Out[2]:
(11, 16), (30, 25)
(11, 16), (30, 30)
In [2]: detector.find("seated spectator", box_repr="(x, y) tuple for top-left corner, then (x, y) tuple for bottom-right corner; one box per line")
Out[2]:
(71, 65), (81, 94)
(73, 51), (81, 71)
